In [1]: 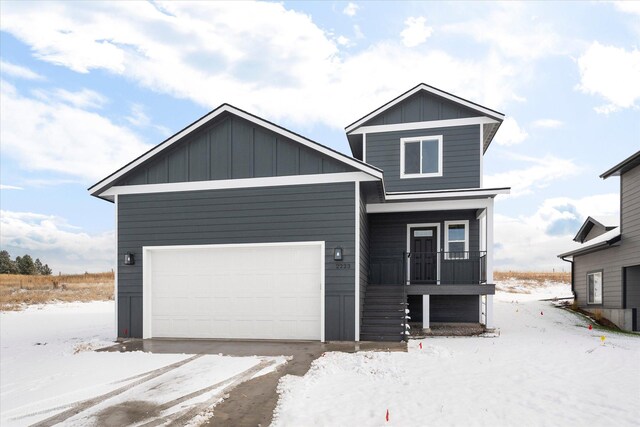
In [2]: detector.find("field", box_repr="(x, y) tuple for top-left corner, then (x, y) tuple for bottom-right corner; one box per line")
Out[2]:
(0, 272), (114, 311)
(494, 270), (570, 284)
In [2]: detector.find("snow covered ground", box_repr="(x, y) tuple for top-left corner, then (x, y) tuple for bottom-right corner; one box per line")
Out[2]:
(0, 301), (285, 426)
(273, 282), (640, 426)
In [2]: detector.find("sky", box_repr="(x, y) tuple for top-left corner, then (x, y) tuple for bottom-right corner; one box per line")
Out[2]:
(0, 1), (639, 274)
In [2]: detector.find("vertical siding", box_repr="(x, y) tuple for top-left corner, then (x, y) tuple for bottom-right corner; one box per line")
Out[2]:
(574, 165), (640, 308)
(359, 186), (370, 327)
(117, 115), (353, 186)
(117, 182), (356, 340)
(362, 91), (479, 127)
(366, 125), (480, 192)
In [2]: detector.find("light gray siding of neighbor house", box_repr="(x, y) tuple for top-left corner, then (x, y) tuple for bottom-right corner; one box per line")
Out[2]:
(359, 185), (369, 328)
(117, 182), (357, 341)
(366, 125), (480, 193)
(116, 114), (354, 187)
(361, 91), (480, 127)
(574, 165), (640, 309)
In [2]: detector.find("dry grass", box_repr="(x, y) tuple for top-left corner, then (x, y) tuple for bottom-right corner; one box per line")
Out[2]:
(0, 272), (114, 311)
(494, 270), (571, 284)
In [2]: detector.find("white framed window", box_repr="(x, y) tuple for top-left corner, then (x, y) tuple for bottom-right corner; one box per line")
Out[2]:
(444, 220), (469, 259)
(400, 135), (443, 178)
(587, 270), (603, 304)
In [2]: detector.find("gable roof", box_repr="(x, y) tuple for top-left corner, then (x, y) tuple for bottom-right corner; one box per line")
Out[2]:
(573, 216), (619, 243)
(600, 150), (640, 179)
(89, 104), (383, 197)
(345, 83), (505, 133)
(558, 227), (621, 259)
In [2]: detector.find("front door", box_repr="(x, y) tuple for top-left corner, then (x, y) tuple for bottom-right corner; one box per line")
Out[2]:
(410, 227), (437, 284)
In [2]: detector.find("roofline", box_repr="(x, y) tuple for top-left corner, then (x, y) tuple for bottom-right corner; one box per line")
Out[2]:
(572, 216), (606, 242)
(89, 104), (383, 196)
(345, 83), (505, 134)
(384, 187), (510, 201)
(600, 150), (640, 179)
(557, 233), (621, 258)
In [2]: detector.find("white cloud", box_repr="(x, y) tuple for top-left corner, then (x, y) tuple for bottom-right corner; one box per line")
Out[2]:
(0, 60), (44, 80)
(400, 17), (433, 48)
(613, 1), (640, 16)
(0, 80), (152, 182)
(0, 210), (114, 273)
(0, 2), (527, 130)
(493, 117), (528, 146)
(336, 35), (351, 47)
(0, 184), (23, 190)
(531, 118), (563, 129)
(577, 42), (640, 113)
(485, 154), (580, 197)
(33, 87), (108, 109)
(494, 193), (619, 271)
(343, 3), (359, 17)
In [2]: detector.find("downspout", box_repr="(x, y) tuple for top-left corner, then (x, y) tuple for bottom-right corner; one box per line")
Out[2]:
(560, 256), (575, 300)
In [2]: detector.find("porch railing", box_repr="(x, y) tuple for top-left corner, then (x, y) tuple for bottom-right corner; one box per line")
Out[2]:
(369, 251), (487, 285)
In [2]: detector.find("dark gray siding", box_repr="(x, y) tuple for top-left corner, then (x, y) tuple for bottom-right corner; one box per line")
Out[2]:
(359, 185), (369, 328)
(117, 115), (354, 186)
(366, 125), (480, 192)
(574, 165), (640, 308)
(118, 182), (356, 341)
(362, 91), (479, 127)
(430, 295), (479, 323)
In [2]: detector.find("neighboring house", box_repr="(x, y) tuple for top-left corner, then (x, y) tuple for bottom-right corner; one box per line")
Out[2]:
(90, 83), (509, 342)
(559, 151), (640, 332)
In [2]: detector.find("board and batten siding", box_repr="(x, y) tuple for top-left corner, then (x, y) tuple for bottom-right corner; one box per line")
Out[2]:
(116, 114), (354, 187)
(361, 91), (480, 127)
(365, 125), (480, 193)
(574, 165), (640, 308)
(118, 182), (357, 341)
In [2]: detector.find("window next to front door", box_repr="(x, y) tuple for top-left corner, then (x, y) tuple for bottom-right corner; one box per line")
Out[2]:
(444, 220), (469, 259)
(587, 270), (603, 304)
(400, 135), (443, 178)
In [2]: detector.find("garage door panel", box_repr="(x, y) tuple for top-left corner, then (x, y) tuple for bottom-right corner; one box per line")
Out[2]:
(148, 243), (322, 340)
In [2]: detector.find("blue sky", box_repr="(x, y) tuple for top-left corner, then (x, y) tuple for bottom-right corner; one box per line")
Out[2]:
(0, 1), (638, 273)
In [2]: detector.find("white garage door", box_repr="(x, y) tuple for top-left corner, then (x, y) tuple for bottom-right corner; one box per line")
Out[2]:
(143, 242), (323, 340)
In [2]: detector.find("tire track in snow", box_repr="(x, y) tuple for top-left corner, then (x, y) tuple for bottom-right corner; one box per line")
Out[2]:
(25, 354), (204, 427)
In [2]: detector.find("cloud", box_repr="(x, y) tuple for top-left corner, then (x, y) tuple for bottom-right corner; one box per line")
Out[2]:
(0, 60), (45, 80)
(494, 193), (619, 271)
(33, 87), (108, 109)
(493, 117), (528, 146)
(343, 3), (359, 17)
(0, 2), (525, 129)
(531, 119), (563, 129)
(400, 17), (433, 47)
(0, 210), (114, 273)
(0, 80), (152, 182)
(576, 42), (640, 113)
(613, 1), (640, 16)
(485, 154), (580, 197)
(0, 184), (23, 190)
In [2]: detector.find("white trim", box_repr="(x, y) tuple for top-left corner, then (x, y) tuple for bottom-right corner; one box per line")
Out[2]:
(350, 116), (499, 135)
(400, 135), (443, 179)
(384, 187), (510, 201)
(355, 181), (360, 342)
(444, 220), (470, 259)
(100, 172), (379, 198)
(406, 223), (441, 284)
(114, 194), (118, 338)
(422, 295), (430, 330)
(479, 123), (484, 187)
(362, 133), (367, 163)
(142, 241), (326, 342)
(485, 295), (494, 329)
(367, 198), (491, 214)
(345, 84), (504, 134)
(90, 104), (382, 195)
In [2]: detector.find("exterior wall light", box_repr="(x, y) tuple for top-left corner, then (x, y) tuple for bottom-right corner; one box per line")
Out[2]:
(124, 252), (135, 265)
(334, 247), (343, 261)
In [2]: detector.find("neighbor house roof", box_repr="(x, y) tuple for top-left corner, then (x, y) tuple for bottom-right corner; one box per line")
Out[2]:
(600, 150), (640, 179)
(558, 227), (621, 259)
(89, 104), (383, 198)
(573, 215), (619, 243)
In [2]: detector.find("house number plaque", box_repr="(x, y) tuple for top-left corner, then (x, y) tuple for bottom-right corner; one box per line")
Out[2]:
(335, 263), (351, 269)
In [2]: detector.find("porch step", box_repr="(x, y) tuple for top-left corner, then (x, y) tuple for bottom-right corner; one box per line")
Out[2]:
(360, 284), (407, 342)
(360, 333), (405, 342)
(362, 317), (406, 326)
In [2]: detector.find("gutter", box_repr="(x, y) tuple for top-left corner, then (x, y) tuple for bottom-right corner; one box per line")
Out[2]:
(559, 255), (575, 300)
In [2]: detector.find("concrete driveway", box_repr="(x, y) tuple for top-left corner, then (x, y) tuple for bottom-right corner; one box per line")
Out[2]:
(100, 339), (406, 426)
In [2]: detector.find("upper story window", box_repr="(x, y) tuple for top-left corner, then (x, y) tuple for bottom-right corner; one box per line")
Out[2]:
(400, 135), (443, 179)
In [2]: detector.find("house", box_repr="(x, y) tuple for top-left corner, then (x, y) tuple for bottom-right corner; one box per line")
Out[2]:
(558, 150), (640, 332)
(89, 83), (509, 342)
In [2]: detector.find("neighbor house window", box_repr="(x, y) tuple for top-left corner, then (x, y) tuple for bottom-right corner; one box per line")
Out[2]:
(400, 135), (443, 178)
(444, 221), (469, 259)
(587, 271), (603, 304)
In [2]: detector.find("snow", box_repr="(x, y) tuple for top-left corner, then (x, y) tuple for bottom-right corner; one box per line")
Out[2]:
(0, 301), (285, 426)
(273, 282), (640, 426)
